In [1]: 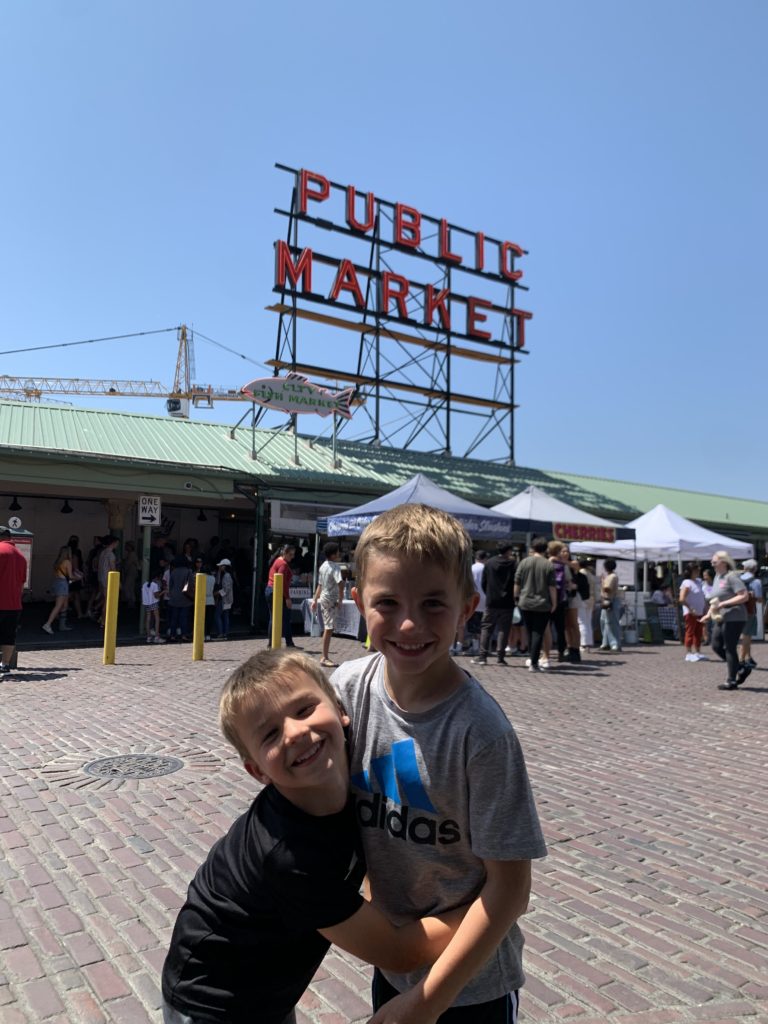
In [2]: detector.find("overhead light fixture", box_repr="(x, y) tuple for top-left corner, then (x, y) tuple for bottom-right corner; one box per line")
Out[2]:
(197, 509), (207, 522)
(61, 499), (73, 514)
(8, 496), (21, 511)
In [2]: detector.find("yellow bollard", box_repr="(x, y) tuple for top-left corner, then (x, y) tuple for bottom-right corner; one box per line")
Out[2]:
(270, 573), (284, 649)
(192, 572), (207, 661)
(102, 570), (120, 665)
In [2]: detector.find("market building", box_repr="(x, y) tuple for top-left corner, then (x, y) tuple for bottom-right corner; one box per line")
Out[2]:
(2, 399), (766, 630)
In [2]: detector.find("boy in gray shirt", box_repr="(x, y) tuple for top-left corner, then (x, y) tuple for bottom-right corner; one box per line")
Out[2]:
(334, 505), (546, 1023)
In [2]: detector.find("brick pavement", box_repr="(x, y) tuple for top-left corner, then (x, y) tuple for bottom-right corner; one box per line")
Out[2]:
(0, 638), (766, 1023)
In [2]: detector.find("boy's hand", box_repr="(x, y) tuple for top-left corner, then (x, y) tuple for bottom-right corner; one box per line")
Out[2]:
(368, 985), (436, 1024)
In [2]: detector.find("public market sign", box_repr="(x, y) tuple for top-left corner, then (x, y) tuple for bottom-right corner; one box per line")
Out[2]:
(241, 372), (354, 418)
(273, 166), (533, 349)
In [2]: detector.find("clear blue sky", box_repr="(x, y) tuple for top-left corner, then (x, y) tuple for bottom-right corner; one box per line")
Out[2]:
(1, 1), (765, 500)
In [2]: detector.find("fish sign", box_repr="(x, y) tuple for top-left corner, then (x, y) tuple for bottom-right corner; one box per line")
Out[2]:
(241, 372), (354, 419)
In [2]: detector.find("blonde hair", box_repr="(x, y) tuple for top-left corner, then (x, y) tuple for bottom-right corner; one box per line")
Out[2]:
(712, 551), (736, 571)
(219, 650), (340, 762)
(355, 504), (474, 601)
(547, 540), (565, 557)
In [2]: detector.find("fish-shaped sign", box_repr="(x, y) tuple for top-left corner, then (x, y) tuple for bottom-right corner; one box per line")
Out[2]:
(241, 372), (355, 419)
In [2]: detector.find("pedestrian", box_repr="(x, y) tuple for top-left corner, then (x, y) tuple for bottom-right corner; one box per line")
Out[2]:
(599, 558), (622, 652)
(142, 570), (167, 643)
(702, 551), (750, 690)
(545, 541), (572, 664)
(67, 534), (85, 619)
(42, 545), (75, 634)
(470, 543), (517, 666)
(738, 558), (762, 670)
(96, 536), (120, 626)
(461, 549), (487, 656)
(701, 568), (715, 646)
(84, 535), (104, 618)
(121, 540), (139, 609)
(265, 544), (298, 648)
(214, 558), (234, 640)
(197, 557), (216, 640)
(576, 558), (595, 650)
(563, 548), (583, 663)
(166, 556), (194, 641)
(0, 528), (27, 675)
(310, 541), (344, 668)
(335, 504), (547, 1021)
(679, 563), (708, 662)
(162, 649), (464, 1024)
(514, 537), (557, 672)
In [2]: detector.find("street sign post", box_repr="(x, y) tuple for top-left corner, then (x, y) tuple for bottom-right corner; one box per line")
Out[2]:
(138, 495), (161, 527)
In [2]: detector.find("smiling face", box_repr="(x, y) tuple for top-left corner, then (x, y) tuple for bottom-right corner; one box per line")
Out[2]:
(240, 673), (350, 815)
(353, 552), (477, 701)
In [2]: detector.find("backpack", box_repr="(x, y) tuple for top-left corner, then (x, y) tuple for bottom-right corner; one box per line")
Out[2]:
(743, 577), (757, 617)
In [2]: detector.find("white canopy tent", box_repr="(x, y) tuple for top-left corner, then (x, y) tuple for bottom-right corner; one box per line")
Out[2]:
(570, 503), (754, 561)
(490, 485), (635, 541)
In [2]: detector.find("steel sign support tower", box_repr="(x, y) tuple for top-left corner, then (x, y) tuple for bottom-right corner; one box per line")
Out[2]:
(269, 164), (530, 464)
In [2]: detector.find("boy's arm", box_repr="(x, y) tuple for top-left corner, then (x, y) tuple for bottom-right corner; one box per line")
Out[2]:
(368, 859), (531, 1024)
(319, 900), (466, 974)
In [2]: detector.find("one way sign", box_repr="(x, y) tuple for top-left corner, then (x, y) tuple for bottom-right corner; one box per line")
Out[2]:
(138, 495), (161, 526)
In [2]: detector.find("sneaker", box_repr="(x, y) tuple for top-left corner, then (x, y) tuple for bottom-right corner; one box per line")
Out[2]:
(735, 663), (753, 687)
(496, 657), (508, 666)
(42, 623), (54, 635)
(153, 636), (166, 644)
(539, 658), (550, 670)
(505, 646), (514, 655)
(718, 681), (738, 691)
(527, 663), (539, 673)
(470, 657), (487, 666)
(59, 625), (73, 632)
(146, 636), (154, 644)
(693, 653), (708, 661)
(525, 658), (532, 668)
(745, 657), (757, 669)
(685, 653), (696, 662)
(0, 664), (9, 675)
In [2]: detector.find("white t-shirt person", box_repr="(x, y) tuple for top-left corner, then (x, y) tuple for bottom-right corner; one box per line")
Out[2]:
(680, 577), (707, 617)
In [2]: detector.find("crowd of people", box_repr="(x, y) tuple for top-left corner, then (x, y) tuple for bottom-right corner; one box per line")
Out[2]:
(462, 539), (619, 670)
(37, 533), (244, 642)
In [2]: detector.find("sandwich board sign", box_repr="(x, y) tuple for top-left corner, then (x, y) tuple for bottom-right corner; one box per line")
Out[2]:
(138, 495), (161, 526)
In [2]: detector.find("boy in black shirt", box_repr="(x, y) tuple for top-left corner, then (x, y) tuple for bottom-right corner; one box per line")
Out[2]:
(162, 650), (461, 1024)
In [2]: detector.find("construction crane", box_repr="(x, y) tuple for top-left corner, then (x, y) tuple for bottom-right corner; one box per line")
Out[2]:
(0, 326), (249, 418)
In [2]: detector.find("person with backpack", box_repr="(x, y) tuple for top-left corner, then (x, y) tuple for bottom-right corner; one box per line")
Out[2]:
(738, 558), (762, 671)
(701, 551), (750, 690)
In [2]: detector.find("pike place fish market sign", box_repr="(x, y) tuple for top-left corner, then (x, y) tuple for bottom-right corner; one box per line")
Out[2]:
(241, 372), (354, 418)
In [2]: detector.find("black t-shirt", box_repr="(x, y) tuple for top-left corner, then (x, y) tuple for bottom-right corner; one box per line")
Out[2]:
(162, 786), (365, 1024)
(482, 555), (517, 609)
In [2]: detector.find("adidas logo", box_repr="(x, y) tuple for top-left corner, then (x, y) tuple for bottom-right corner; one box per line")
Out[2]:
(351, 739), (461, 846)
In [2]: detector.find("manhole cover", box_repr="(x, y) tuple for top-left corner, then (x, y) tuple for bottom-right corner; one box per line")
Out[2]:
(83, 754), (184, 779)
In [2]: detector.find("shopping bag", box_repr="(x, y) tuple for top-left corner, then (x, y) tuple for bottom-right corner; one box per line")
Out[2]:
(310, 613), (323, 638)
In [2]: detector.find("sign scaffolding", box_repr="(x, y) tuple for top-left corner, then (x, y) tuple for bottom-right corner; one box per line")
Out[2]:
(265, 164), (533, 463)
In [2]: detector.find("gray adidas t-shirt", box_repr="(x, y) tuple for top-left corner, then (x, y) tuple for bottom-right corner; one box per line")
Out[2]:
(333, 654), (547, 1005)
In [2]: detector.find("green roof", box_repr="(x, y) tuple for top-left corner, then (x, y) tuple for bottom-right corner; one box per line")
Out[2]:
(1, 400), (766, 534)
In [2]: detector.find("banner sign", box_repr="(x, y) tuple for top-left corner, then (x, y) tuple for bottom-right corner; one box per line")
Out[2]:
(274, 166), (533, 350)
(554, 523), (617, 543)
(241, 372), (354, 418)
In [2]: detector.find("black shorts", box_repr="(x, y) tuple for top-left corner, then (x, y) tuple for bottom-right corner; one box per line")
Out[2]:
(0, 609), (21, 646)
(372, 969), (519, 1023)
